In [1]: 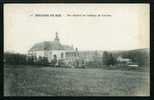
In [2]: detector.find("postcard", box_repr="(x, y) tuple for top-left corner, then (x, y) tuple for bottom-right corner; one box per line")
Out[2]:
(4, 4), (150, 96)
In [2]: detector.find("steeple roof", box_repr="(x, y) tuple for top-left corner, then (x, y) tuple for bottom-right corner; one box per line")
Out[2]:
(54, 32), (60, 43)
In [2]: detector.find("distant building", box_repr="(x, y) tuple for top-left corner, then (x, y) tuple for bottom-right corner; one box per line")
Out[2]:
(117, 56), (131, 64)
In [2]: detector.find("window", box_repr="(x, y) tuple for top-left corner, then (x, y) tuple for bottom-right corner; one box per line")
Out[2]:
(61, 53), (64, 58)
(53, 54), (57, 60)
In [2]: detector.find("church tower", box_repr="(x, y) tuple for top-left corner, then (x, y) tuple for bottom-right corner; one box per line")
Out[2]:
(54, 32), (60, 43)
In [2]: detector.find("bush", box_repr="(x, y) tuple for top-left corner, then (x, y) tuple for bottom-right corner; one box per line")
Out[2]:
(102, 51), (117, 66)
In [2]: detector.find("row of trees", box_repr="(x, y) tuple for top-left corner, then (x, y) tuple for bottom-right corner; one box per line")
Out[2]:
(87, 50), (149, 67)
(4, 52), (66, 66)
(4, 49), (149, 67)
(104, 50), (149, 66)
(84, 51), (117, 68)
(4, 53), (27, 65)
(102, 51), (117, 66)
(4, 52), (49, 65)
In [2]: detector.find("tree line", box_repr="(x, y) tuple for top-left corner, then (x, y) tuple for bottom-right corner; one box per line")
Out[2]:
(4, 52), (49, 65)
(86, 49), (149, 67)
(4, 48), (149, 67)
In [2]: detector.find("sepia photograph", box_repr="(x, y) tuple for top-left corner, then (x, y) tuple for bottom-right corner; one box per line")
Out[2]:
(4, 4), (150, 96)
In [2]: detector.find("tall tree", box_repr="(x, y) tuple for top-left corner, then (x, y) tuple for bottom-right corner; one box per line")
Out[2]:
(102, 51), (110, 65)
(102, 51), (117, 66)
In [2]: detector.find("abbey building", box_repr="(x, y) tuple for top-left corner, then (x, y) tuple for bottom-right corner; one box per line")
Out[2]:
(28, 32), (103, 66)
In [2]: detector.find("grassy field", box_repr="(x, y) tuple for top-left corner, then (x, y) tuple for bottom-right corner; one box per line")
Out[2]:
(4, 65), (150, 96)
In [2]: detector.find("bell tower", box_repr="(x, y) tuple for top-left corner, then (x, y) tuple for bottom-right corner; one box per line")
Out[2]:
(54, 32), (60, 43)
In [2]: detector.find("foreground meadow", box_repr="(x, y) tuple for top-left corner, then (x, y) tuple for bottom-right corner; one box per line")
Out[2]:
(4, 65), (150, 96)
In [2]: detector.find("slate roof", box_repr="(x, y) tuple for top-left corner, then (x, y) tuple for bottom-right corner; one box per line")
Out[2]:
(29, 41), (74, 51)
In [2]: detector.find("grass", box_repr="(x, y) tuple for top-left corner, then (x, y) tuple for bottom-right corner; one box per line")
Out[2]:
(4, 65), (150, 96)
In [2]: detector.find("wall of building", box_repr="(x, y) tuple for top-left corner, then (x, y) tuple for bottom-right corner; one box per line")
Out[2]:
(46, 50), (65, 62)
(28, 49), (104, 67)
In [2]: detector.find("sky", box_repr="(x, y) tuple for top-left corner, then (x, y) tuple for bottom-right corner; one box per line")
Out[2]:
(4, 4), (150, 54)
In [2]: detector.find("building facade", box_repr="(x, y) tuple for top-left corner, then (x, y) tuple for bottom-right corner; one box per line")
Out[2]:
(28, 32), (103, 67)
(28, 32), (79, 66)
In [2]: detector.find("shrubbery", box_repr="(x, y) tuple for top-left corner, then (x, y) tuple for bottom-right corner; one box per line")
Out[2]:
(102, 51), (117, 66)
(4, 52), (27, 65)
(4, 52), (49, 65)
